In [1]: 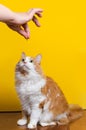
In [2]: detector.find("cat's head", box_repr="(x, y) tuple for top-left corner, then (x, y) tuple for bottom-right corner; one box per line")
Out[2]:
(16, 52), (44, 77)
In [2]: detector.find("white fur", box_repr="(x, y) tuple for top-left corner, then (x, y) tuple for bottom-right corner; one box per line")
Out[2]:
(39, 101), (54, 124)
(40, 111), (53, 123)
(40, 122), (56, 127)
(56, 93), (60, 97)
(43, 101), (50, 110)
(16, 75), (46, 128)
(17, 118), (27, 126)
(15, 56), (47, 128)
(56, 112), (67, 120)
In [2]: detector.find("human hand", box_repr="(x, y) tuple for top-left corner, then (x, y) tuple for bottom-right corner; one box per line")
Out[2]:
(6, 8), (43, 39)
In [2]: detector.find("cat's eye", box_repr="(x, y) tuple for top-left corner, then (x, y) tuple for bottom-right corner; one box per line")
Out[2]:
(30, 60), (33, 63)
(22, 59), (25, 62)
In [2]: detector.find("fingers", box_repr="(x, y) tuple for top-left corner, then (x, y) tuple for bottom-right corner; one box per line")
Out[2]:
(6, 8), (43, 39)
(7, 24), (30, 39)
(17, 28), (29, 39)
(27, 8), (43, 20)
(32, 16), (40, 27)
(17, 25), (30, 39)
(22, 23), (30, 38)
(36, 12), (42, 17)
(27, 8), (43, 27)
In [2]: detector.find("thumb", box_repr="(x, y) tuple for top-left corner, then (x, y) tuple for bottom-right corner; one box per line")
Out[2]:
(22, 23), (30, 38)
(7, 24), (30, 39)
(17, 27), (30, 39)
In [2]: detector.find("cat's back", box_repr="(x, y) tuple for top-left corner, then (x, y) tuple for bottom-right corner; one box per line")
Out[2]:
(41, 76), (69, 115)
(42, 76), (63, 95)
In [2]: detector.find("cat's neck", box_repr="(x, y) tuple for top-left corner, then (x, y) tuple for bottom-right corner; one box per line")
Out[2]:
(15, 70), (46, 83)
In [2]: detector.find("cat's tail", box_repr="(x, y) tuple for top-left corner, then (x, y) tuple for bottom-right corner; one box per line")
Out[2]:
(68, 104), (84, 122)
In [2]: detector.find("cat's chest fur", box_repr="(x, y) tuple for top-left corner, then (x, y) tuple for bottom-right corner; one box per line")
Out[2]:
(16, 77), (46, 107)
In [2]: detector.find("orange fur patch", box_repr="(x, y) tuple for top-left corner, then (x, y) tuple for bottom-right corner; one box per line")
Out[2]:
(33, 58), (45, 78)
(41, 77), (69, 117)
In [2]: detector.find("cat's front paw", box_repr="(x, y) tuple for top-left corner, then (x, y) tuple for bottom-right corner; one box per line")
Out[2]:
(17, 118), (27, 126)
(27, 123), (37, 129)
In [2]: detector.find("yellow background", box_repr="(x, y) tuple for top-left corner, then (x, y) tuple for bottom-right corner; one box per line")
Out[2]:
(0, 0), (86, 111)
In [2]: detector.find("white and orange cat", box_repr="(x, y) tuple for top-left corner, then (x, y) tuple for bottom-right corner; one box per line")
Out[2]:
(15, 52), (83, 129)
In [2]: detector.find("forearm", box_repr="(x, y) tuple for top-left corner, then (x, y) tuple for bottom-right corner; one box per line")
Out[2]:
(0, 4), (15, 23)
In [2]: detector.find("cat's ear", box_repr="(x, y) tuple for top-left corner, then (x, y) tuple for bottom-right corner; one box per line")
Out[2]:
(21, 52), (26, 59)
(35, 54), (42, 64)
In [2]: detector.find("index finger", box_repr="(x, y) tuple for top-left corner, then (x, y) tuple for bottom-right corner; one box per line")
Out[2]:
(27, 8), (43, 20)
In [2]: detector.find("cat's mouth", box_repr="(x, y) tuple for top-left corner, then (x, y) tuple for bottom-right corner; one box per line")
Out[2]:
(16, 64), (30, 72)
(22, 65), (30, 70)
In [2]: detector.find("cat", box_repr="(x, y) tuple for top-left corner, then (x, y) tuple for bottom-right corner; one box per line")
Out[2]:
(15, 52), (83, 129)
